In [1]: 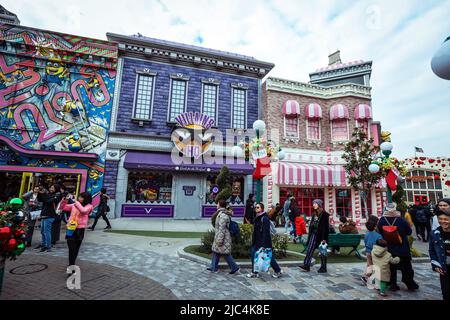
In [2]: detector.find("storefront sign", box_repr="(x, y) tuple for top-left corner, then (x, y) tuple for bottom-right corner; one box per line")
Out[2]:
(182, 186), (196, 196)
(175, 112), (215, 130)
(172, 112), (216, 160)
(202, 205), (245, 218)
(121, 204), (174, 217)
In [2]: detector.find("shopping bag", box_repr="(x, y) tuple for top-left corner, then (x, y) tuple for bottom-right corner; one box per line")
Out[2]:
(30, 210), (41, 220)
(253, 247), (272, 273)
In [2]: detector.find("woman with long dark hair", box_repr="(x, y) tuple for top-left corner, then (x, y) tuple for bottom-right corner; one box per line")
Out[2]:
(300, 199), (330, 273)
(60, 192), (93, 272)
(247, 203), (282, 278)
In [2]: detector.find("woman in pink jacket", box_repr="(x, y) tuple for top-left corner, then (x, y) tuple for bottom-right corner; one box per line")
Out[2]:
(60, 192), (93, 270)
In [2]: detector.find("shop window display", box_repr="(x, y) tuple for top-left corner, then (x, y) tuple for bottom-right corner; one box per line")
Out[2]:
(205, 175), (245, 205)
(280, 188), (325, 216)
(127, 172), (173, 203)
(335, 189), (352, 218)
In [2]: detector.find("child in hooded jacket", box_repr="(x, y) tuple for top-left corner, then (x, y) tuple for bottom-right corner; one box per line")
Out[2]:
(371, 239), (400, 296)
(294, 212), (307, 245)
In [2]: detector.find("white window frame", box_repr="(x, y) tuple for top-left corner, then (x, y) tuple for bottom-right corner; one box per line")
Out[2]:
(331, 119), (349, 142)
(283, 115), (299, 139)
(231, 87), (247, 129)
(306, 119), (321, 141)
(201, 82), (219, 125)
(168, 76), (189, 122)
(131, 70), (157, 121)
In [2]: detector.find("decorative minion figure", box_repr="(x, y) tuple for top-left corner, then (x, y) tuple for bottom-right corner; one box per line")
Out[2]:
(64, 132), (82, 152)
(45, 57), (69, 86)
(380, 131), (391, 142)
(62, 99), (82, 118)
(87, 76), (105, 102)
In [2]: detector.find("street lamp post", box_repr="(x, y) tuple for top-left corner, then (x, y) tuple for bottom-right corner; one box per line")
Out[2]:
(368, 140), (394, 203)
(231, 120), (285, 205)
(253, 120), (266, 203)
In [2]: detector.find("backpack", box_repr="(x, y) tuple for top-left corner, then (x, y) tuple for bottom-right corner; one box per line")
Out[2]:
(381, 217), (402, 245)
(229, 219), (240, 237)
(415, 209), (427, 224)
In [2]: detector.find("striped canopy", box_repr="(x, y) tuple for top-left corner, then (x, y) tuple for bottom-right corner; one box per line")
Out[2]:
(277, 162), (348, 187)
(282, 100), (301, 115)
(330, 104), (349, 120)
(354, 104), (373, 119)
(305, 103), (323, 119)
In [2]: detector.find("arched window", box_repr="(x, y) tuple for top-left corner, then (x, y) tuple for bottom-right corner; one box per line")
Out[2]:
(330, 104), (349, 141)
(305, 103), (322, 141)
(282, 100), (300, 139)
(354, 104), (372, 138)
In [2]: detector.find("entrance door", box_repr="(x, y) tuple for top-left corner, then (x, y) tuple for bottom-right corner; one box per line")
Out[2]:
(174, 174), (202, 219)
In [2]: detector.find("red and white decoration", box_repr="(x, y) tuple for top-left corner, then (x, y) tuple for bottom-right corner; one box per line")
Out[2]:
(376, 190), (382, 218)
(277, 163), (347, 187)
(282, 100), (301, 115)
(329, 104), (349, 120)
(354, 192), (361, 227)
(305, 103), (323, 118)
(354, 104), (373, 119)
(267, 173), (273, 210)
(328, 188), (335, 224)
(386, 167), (400, 191)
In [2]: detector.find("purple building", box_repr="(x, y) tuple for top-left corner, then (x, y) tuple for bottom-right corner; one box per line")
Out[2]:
(105, 33), (274, 219)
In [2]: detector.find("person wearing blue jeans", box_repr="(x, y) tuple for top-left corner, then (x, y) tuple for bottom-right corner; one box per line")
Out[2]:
(208, 200), (240, 274)
(247, 203), (282, 278)
(210, 252), (239, 273)
(40, 217), (55, 251)
(283, 197), (291, 234)
(36, 184), (61, 252)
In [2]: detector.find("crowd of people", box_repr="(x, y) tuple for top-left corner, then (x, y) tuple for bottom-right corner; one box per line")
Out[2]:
(19, 185), (112, 277)
(208, 194), (450, 301)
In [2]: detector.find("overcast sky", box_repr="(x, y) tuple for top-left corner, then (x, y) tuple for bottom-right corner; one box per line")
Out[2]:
(3, 0), (450, 159)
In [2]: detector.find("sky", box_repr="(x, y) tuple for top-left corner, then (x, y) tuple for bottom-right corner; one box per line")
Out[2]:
(3, 0), (450, 159)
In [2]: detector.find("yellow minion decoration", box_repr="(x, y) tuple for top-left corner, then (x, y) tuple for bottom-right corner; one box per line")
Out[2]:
(45, 58), (69, 86)
(381, 131), (391, 142)
(87, 76), (105, 102)
(62, 99), (82, 118)
(62, 132), (82, 152)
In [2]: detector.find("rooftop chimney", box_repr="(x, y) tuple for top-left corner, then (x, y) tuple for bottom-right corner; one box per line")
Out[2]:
(328, 50), (341, 66)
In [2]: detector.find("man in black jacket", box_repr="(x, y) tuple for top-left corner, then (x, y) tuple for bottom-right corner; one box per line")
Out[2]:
(247, 203), (282, 278)
(36, 184), (61, 252)
(300, 199), (330, 272)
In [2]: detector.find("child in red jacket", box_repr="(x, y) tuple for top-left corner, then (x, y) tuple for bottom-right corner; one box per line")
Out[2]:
(294, 212), (307, 245)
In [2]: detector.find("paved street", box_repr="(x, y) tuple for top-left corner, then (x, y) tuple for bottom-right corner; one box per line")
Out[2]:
(1, 238), (442, 300)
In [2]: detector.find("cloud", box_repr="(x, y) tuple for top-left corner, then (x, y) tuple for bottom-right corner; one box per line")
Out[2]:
(2, 0), (449, 159)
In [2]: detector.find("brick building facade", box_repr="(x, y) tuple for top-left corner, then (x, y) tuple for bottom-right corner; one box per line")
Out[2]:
(262, 54), (384, 224)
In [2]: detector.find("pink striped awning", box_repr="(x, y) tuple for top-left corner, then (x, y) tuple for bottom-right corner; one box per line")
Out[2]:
(330, 104), (349, 120)
(305, 103), (323, 119)
(354, 104), (372, 119)
(282, 100), (301, 115)
(277, 162), (348, 187)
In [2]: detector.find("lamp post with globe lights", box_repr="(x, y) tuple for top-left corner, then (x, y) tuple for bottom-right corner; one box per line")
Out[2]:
(431, 36), (450, 80)
(231, 120), (285, 203)
(367, 134), (407, 205)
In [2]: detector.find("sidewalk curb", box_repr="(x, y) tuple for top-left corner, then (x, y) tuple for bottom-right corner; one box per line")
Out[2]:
(177, 247), (309, 269)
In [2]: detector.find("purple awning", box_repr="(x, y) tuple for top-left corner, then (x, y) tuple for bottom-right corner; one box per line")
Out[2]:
(124, 151), (254, 174)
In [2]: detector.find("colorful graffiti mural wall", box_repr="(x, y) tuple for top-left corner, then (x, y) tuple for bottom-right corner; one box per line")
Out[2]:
(0, 24), (117, 204)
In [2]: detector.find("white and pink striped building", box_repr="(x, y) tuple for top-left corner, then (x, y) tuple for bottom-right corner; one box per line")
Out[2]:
(262, 54), (386, 224)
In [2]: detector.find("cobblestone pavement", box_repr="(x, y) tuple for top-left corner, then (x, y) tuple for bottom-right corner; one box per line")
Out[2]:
(1, 252), (177, 300)
(2, 241), (441, 300)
